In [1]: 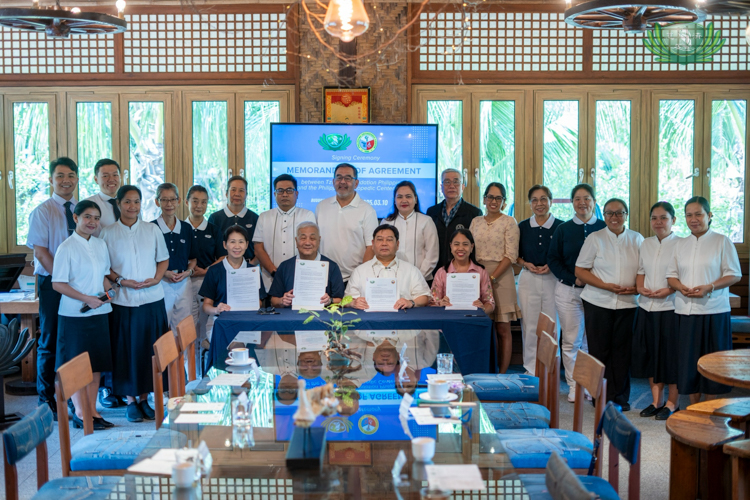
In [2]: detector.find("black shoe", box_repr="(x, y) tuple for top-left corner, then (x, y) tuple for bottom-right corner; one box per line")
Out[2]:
(639, 404), (663, 418)
(99, 388), (120, 409)
(655, 406), (678, 421)
(620, 403), (631, 412)
(71, 413), (105, 431)
(93, 416), (115, 428)
(138, 400), (155, 420)
(127, 402), (143, 423)
(67, 399), (76, 414)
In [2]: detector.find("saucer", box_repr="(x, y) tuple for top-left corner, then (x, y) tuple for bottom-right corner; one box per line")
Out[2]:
(225, 358), (255, 367)
(416, 391), (459, 403)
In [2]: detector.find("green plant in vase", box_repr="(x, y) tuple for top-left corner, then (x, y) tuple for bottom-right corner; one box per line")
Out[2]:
(300, 296), (363, 365)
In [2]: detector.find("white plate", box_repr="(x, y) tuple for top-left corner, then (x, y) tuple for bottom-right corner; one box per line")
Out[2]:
(225, 358), (255, 367)
(416, 391), (459, 403)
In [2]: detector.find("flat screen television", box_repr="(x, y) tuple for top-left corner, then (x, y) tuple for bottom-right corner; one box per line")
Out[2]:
(270, 124), (439, 219)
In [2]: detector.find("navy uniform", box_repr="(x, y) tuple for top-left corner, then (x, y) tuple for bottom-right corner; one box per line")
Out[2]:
(268, 253), (346, 303)
(208, 206), (259, 260)
(199, 259), (268, 309)
(186, 217), (222, 351)
(152, 217), (197, 330)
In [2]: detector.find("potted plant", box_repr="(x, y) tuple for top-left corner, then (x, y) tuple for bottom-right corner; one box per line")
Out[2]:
(300, 296), (363, 366)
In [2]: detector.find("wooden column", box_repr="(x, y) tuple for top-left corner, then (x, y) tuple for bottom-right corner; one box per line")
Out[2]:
(339, 39), (357, 87)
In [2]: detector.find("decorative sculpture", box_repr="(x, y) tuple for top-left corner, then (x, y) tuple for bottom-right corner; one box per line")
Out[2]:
(0, 319), (36, 428)
(287, 380), (340, 469)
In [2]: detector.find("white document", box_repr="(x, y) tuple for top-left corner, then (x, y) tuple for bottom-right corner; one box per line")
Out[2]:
(232, 331), (261, 345)
(426, 373), (464, 382)
(226, 267), (260, 312)
(445, 273), (480, 310)
(0, 293), (24, 303)
(173, 413), (223, 424)
(365, 278), (399, 312)
(399, 393), (414, 418)
(409, 407), (460, 425)
(426, 464), (486, 491)
(295, 331), (329, 352)
(179, 402), (226, 412)
(207, 373), (251, 387)
(127, 449), (180, 476)
(292, 260), (329, 310)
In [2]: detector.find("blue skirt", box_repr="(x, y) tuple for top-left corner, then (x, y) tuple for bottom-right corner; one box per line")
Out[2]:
(676, 312), (732, 395)
(631, 308), (678, 384)
(56, 314), (112, 373)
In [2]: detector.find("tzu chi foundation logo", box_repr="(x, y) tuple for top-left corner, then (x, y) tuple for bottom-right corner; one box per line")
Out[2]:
(357, 132), (378, 153)
(318, 133), (351, 151)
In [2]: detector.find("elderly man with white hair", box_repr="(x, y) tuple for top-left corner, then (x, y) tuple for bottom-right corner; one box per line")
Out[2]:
(268, 221), (346, 307)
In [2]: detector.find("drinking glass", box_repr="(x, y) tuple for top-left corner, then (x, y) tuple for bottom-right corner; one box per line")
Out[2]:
(436, 353), (454, 374)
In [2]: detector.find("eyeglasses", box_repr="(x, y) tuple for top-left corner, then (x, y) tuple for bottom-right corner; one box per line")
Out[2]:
(604, 211), (628, 218)
(442, 179), (462, 187)
(335, 175), (355, 182)
(159, 197), (178, 204)
(484, 195), (505, 203)
(530, 197), (550, 204)
(274, 188), (296, 195)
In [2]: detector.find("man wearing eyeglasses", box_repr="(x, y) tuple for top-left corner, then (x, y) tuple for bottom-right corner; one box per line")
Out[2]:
(253, 174), (316, 289)
(426, 168), (483, 277)
(316, 163), (379, 282)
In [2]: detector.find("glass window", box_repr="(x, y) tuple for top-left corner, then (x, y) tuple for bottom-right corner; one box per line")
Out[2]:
(595, 100), (631, 225)
(479, 101), (515, 215)
(244, 101), (280, 214)
(128, 102), (165, 222)
(76, 102), (112, 200)
(192, 101), (228, 216)
(542, 100), (579, 222)
(710, 99), (747, 243)
(14, 102), (50, 246)
(427, 100), (463, 202)
(658, 99), (695, 237)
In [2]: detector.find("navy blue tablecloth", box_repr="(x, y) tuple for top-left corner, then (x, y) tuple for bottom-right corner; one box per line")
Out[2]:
(209, 307), (495, 375)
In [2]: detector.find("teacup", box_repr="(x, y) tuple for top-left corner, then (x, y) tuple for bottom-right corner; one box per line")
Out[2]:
(411, 436), (436, 462)
(172, 461), (196, 488)
(229, 348), (249, 364)
(427, 379), (450, 400)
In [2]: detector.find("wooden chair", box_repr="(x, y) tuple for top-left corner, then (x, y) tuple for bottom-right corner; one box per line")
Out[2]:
(2, 404), (120, 500)
(175, 315), (198, 394)
(598, 401), (641, 500)
(666, 410), (744, 499)
(153, 330), (182, 430)
(534, 312), (556, 377)
(687, 398), (750, 438)
(723, 439), (750, 500)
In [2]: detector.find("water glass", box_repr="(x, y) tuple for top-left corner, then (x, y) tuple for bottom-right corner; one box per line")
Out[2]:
(436, 353), (454, 374)
(232, 398), (254, 448)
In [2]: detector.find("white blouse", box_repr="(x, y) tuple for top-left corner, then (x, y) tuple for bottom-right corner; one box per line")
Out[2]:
(666, 229), (741, 315)
(380, 211), (439, 280)
(637, 233), (681, 313)
(52, 232), (113, 317)
(100, 219), (170, 307)
(577, 227), (644, 310)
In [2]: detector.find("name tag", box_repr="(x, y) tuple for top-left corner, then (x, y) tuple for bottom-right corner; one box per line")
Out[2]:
(205, 234), (212, 238)
(180, 239), (186, 243)
(246, 224), (253, 228)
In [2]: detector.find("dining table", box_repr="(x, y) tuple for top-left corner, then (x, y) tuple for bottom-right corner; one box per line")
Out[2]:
(697, 349), (750, 390)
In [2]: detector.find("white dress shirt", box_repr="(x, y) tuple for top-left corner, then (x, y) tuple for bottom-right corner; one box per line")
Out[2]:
(345, 256), (431, 302)
(380, 211), (439, 280)
(85, 191), (118, 236)
(253, 206), (316, 289)
(637, 232), (681, 312)
(26, 193), (77, 276)
(100, 219), (170, 307)
(666, 229), (741, 315)
(52, 232), (112, 317)
(577, 227), (644, 310)
(316, 193), (379, 280)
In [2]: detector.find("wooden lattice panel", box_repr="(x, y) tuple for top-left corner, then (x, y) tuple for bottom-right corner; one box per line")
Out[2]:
(107, 477), (295, 499)
(593, 15), (749, 72)
(123, 12), (287, 74)
(0, 29), (115, 74)
(418, 11), (584, 73)
(419, 478), (530, 499)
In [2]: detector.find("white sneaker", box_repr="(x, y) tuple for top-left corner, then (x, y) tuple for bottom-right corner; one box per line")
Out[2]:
(584, 388), (593, 401)
(567, 387), (576, 403)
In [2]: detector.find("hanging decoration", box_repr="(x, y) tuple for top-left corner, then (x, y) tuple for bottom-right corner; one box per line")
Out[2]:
(0, 0), (127, 38)
(323, 0), (370, 42)
(564, 0), (705, 31)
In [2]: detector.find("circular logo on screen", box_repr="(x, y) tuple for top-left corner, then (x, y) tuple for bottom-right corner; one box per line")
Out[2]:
(357, 132), (378, 153)
(358, 414), (379, 435)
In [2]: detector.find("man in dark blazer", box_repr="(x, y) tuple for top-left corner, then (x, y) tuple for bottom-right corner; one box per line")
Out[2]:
(426, 168), (483, 277)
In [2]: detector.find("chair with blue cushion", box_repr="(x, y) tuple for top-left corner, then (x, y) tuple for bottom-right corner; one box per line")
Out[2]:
(513, 452), (597, 500)
(495, 351), (607, 475)
(2, 404), (120, 500)
(465, 312), (556, 404)
(55, 352), (187, 477)
(483, 331), (560, 430)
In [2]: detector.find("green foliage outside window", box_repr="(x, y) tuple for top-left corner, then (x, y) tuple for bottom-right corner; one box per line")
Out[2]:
(543, 101), (579, 222)
(427, 100), (463, 203)
(129, 102), (165, 222)
(479, 101), (515, 215)
(77, 102), (112, 200)
(595, 101), (631, 226)
(710, 100), (746, 243)
(193, 101), (228, 216)
(245, 101), (280, 214)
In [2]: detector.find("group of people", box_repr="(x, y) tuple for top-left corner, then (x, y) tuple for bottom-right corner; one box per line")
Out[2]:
(27, 156), (740, 428)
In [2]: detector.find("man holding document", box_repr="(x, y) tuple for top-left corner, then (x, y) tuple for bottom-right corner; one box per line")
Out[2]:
(346, 225), (431, 311)
(268, 221), (345, 309)
(200, 225), (267, 315)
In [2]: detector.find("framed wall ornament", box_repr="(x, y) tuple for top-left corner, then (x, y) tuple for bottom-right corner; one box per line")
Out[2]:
(323, 87), (370, 123)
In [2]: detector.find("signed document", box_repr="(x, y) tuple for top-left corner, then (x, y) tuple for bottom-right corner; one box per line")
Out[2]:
(227, 267), (260, 311)
(292, 260), (329, 310)
(365, 277), (399, 312)
(445, 273), (480, 310)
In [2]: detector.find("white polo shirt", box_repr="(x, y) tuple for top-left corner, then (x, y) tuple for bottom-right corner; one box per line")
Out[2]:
(666, 229), (741, 315)
(637, 232), (681, 312)
(26, 193), (77, 276)
(316, 193), (379, 280)
(345, 256), (431, 302)
(100, 219), (170, 307)
(380, 211), (439, 280)
(85, 191), (118, 236)
(576, 227), (644, 310)
(253, 206), (316, 289)
(52, 232), (112, 317)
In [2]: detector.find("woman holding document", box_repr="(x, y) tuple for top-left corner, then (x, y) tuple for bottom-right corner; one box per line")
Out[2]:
(431, 229), (494, 316)
(200, 225), (267, 315)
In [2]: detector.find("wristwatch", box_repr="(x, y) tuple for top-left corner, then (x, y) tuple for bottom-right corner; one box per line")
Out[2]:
(115, 276), (124, 288)
(490, 275), (498, 285)
(410, 299), (416, 308)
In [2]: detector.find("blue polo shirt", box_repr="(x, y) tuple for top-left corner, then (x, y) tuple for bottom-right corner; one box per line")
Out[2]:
(207, 206), (259, 260)
(152, 217), (197, 272)
(199, 260), (268, 306)
(268, 254), (345, 300)
(186, 217), (223, 269)
(518, 215), (564, 267)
